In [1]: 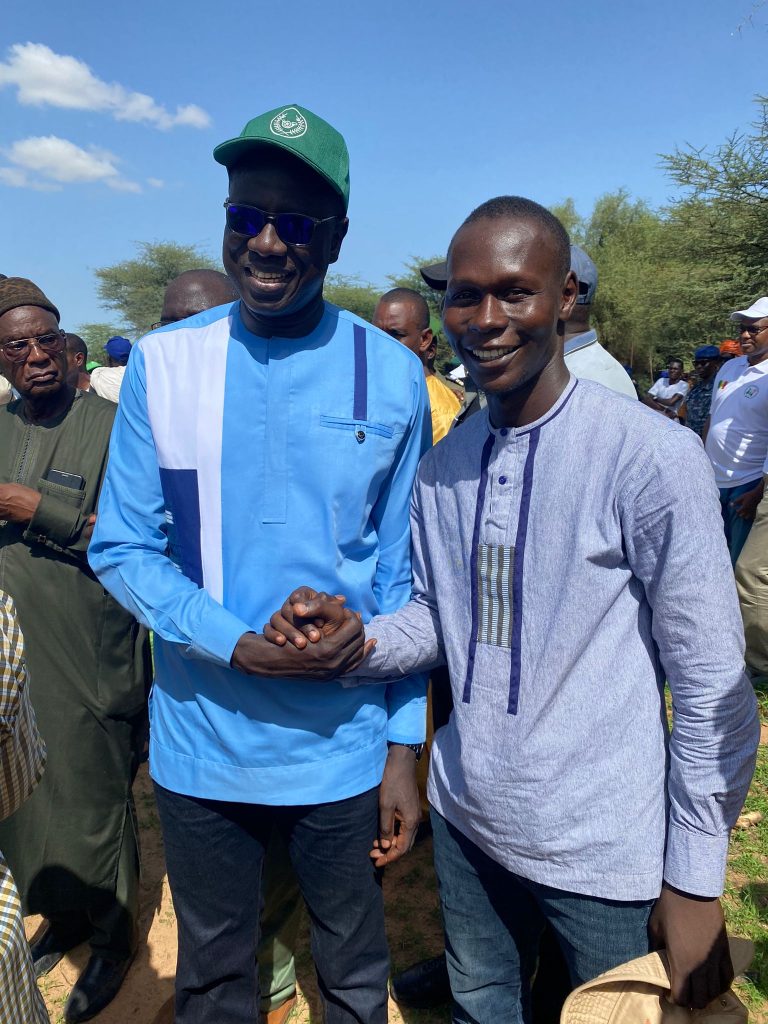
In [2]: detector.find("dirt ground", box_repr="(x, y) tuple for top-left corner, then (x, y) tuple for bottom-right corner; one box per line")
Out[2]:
(28, 731), (768, 1024)
(29, 765), (448, 1024)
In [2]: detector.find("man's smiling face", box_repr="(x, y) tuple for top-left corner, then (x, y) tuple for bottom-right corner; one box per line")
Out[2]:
(222, 147), (347, 324)
(442, 216), (576, 396)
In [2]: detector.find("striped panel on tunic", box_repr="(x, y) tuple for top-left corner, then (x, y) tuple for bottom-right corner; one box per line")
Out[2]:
(475, 544), (514, 647)
(0, 591), (48, 1023)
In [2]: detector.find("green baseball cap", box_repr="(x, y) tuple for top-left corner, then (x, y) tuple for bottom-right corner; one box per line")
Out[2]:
(214, 104), (350, 212)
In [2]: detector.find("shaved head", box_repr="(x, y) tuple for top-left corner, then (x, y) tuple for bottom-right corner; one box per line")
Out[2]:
(373, 287), (434, 368)
(377, 288), (430, 331)
(160, 269), (237, 326)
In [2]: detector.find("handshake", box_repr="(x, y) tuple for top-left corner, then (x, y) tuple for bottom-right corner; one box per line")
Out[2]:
(230, 590), (417, 867)
(230, 588), (377, 680)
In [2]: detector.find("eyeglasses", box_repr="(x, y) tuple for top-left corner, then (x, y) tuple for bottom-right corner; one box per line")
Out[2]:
(224, 201), (337, 246)
(0, 331), (66, 363)
(738, 321), (768, 336)
(150, 318), (176, 331)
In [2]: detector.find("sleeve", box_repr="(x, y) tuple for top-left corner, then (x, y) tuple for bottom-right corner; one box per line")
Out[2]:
(362, 468), (445, 685)
(677, 381), (690, 398)
(24, 484), (94, 555)
(621, 428), (760, 896)
(647, 379), (661, 398)
(88, 346), (252, 668)
(22, 402), (110, 556)
(0, 593), (46, 820)
(370, 371), (432, 744)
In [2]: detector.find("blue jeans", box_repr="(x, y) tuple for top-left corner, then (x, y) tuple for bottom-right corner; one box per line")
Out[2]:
(154, 783), (388, 1024)
(719, 478), (763, 565)
(431, 809), (653, 1024)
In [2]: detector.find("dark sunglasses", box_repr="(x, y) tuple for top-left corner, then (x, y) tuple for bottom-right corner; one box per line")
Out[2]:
(224, 201), (337, 246)
(0, 331), (66, 363)
(738, 321), (768, 336)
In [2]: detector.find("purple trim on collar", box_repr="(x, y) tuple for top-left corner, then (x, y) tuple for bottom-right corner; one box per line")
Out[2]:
(508, 427), (540, 715)
(353, 324), (368, 421)
(462, 432), (496, 705)
(515, 378), (578, 436)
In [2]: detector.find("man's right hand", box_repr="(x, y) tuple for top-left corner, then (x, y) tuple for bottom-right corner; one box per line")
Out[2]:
(231, 605), (373, 680)
(265, 588), (359, 648)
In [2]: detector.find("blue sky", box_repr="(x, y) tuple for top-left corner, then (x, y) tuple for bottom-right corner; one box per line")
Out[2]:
(1, 0), (765, 332)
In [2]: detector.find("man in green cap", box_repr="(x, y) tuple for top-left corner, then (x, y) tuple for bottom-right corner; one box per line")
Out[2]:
(0, 277), (151, 1024)
(90, 105), (431, 1024)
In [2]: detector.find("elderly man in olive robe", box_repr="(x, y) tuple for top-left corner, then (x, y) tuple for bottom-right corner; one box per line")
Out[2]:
(0, 278), (150, 1024)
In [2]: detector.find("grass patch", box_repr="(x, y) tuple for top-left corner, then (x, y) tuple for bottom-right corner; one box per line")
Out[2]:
(723, 679), (768, 1021)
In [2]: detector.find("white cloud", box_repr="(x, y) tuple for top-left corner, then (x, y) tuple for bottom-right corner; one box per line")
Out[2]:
(147, 177), (165, 189)
(0, 42), (211, 131)
(0, 135), (141, 193)
(0, 166), (59, 191)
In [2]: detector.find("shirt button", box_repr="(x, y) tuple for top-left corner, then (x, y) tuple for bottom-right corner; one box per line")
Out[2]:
(500, 428), (509, 436)
(499, 476), (507, 485)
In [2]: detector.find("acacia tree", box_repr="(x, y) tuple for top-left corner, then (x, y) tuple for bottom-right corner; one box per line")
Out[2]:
(661, 95), (768, 318)
(95, 242), (219, 337)
(323, 274), (380, 322)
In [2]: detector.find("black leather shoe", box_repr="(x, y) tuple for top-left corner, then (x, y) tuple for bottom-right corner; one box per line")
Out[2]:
(390, 953), (451, 1009)
(64, 954), (134, 1023)
(31, 922), (92, 979)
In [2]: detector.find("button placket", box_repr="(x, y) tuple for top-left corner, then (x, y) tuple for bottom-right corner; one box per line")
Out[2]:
(486, 434), (520, 539)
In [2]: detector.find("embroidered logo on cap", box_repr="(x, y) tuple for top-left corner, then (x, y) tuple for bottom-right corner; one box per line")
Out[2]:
(270, 107), (308, 139)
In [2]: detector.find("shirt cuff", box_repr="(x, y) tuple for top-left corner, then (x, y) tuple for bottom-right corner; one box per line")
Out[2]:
(385, 675), (428, 744)
(188, 602), (253, 668)
(25, 487), (83, 549)
(663, 823), (730, 897)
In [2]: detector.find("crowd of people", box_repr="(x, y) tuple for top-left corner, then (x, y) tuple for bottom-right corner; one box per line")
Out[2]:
(0, 101), (763, 1024)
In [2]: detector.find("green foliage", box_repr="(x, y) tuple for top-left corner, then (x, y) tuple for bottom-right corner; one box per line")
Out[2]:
(75, 322), (127, 365)
(95, 242), (219, 337)
(323, 274), (380, 322)
(661, 95), (768, 324)
(386, 254), (446, 315)
(549, 198), (585, 244)
(722, 680), (768, 1015)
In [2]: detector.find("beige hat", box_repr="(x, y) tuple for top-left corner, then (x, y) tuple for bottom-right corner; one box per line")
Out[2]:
(560, 938), (753, 1024)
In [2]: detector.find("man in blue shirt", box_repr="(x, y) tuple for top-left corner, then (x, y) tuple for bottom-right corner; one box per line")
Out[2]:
(90, 104), (430, 1024)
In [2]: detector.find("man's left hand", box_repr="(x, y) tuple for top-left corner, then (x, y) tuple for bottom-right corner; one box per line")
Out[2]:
(0, 484), (41, 525)
(732, 484), (764, 521)
(370, 744), (421, 868)
(648, 884), (734, 1008)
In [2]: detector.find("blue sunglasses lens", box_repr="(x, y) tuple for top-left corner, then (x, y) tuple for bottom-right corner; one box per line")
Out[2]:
(275, 212), (315, 245)
(226, 205), (315, 245)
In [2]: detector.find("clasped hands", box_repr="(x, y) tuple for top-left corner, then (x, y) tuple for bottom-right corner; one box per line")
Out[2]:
(231, 587), (374, 681)
(231, 589), (420, 866)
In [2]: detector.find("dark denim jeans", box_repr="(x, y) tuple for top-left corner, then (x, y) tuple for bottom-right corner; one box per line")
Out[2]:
(154, 783), (388, 1024)
(431, 808), (653, 1024)
(719, 478), (763, 564)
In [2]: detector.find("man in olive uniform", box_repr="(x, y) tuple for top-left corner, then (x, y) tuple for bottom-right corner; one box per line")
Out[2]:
(0, 278), (151, 1024)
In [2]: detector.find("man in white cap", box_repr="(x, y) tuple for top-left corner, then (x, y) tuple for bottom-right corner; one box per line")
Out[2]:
(704, 296), (768, 563)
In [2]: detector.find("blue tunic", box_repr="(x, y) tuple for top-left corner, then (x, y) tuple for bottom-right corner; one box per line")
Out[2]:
(90, 301), (430, 805)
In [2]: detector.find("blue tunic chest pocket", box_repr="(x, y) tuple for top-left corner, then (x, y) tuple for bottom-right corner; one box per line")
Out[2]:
(319, 415), (395, 442)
